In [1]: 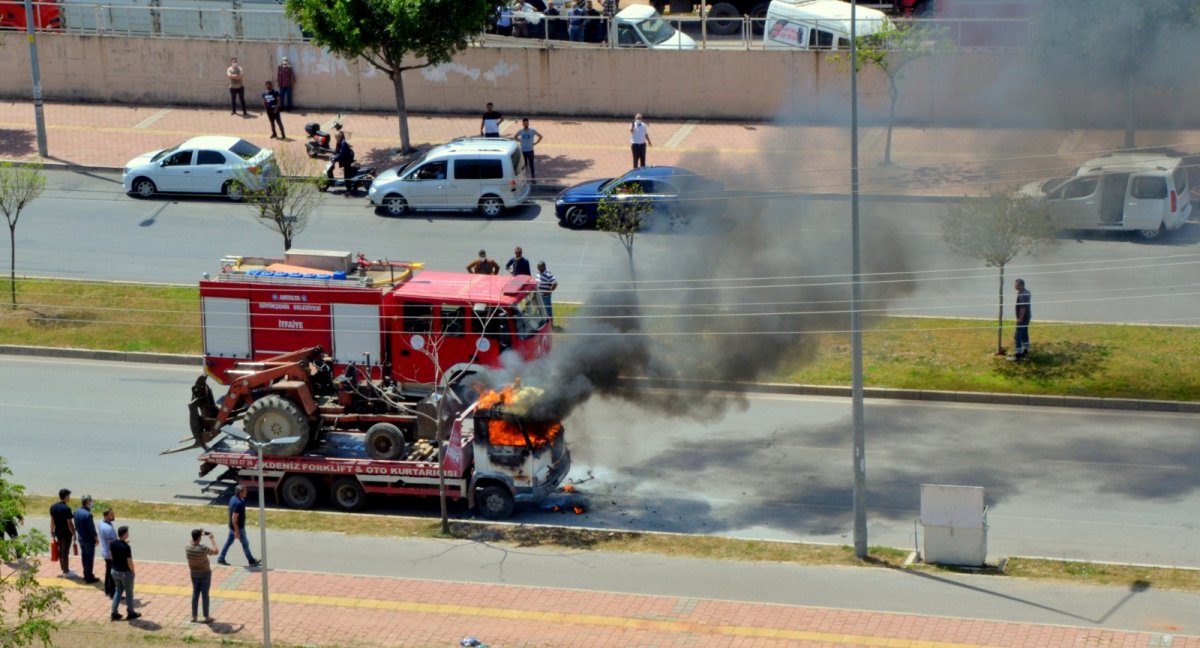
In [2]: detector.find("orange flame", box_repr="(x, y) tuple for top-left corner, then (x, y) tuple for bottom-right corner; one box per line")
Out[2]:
(478, 384), (562, 449)
(562, 483), (575, 493)
(572, 505), (585, 515)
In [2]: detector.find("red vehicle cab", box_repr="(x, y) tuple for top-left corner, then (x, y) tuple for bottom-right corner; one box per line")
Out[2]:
(200, 250), (551, 386)
(0, 1), (62, 30)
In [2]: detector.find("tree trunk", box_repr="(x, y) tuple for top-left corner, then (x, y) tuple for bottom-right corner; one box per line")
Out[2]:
(884, 80), (898, 166)
(8, 224), (15, 307)
(391, 74), (412, 154)
(996, 265), (1005, 355)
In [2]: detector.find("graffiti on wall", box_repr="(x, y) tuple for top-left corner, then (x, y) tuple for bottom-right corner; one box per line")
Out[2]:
(422, 60), (519, 84)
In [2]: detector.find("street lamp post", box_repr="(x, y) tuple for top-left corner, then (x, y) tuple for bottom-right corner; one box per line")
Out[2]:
(220, 427), (300, 648)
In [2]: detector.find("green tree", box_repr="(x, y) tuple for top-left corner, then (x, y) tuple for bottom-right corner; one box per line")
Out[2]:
(0, 164), (46, 308)
(285, 0), (501, 153)
(0, 456), (67, 648)
(1033, 1), (1200, 148)
(940, 189), (1058, 355)
(838, 20), (943, 166)
(240, 148), (322, 251)
(595, 182), (655, 281)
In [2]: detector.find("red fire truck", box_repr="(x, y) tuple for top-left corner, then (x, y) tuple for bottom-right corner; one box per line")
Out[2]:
(200, 250), (552, 386)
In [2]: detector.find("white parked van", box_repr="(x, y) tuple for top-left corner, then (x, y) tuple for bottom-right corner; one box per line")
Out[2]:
(763, 0), (891, 50)
(614, 5), (696, 50)
(369, 138), (530, 218)
(1019, 154), (1192, 241)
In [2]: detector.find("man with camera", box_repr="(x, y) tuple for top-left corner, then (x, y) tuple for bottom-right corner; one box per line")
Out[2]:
(185, 528), (219, 624)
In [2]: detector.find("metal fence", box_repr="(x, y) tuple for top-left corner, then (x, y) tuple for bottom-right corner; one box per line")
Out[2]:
(11, 1), (1031, 51)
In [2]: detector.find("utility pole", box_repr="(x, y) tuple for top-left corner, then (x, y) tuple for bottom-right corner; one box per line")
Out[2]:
(23, 0), (48, 157)
(849, 0), (868, 560)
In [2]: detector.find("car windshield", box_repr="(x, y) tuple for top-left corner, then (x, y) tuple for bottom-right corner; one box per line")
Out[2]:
(399, 151), (434, 178)
(637, 18), (676, 45)
(149, 145), (180, 163)
(512, 291), (547, 339)
(597, 177), (623, 192)
(228, 139), (262, 160)
(1040, 177), (1071, 194)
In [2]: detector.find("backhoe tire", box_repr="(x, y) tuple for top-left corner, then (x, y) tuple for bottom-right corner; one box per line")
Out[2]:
(242, 395), (311, 457)
(477, 485), (515, 520)
(279, 475), (319, 510)
(365, 423), (406, 460)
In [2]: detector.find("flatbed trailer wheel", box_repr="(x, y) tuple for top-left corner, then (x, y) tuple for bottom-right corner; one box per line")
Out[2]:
(279, 475), (319, 510)
(330, 478), (367, 512)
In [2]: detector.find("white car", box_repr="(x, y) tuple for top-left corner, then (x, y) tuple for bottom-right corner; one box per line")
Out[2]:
(368, 137), (530, 217)
(122, 136), (275, 201)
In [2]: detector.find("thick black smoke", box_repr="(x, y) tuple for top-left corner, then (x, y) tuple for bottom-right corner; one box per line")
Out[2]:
(494, 130), (916, 422)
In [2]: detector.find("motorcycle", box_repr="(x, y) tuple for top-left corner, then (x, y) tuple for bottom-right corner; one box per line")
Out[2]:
(304, 115), (343, 158)
(320, 161), (377, 196)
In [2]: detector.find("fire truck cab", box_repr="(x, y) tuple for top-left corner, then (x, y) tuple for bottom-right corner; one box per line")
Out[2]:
(200, 250), (551, 387)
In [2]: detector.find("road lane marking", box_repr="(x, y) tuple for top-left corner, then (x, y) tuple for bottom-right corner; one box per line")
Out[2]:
(133, 108), (174, 130)
(663, 120), (698, 149)
(52, 577), (1009, 647)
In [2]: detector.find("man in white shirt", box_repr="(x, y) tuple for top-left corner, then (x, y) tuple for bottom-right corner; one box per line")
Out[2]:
(630, 113), (652, 168)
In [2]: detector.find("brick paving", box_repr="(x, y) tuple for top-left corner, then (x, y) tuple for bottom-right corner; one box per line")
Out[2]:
(3, 99), (1197, 198)
(16, 559), (1197, 648)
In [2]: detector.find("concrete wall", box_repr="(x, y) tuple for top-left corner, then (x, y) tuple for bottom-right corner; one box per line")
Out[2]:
(1, 34), (1195, 129)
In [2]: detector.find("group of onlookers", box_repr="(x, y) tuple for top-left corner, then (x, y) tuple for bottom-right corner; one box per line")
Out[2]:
(495, 0), (618, 42)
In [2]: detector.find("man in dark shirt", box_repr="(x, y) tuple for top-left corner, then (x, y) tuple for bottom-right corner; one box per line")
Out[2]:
(505, 246), (531, 276)
(262, 80), (285, 140)
(73, 495), (100, 583)
(109, 526), (140, 621)
(48, 488), (75, 577)
(217, 485), (259, 567)
(1013, 278), (1032, 359)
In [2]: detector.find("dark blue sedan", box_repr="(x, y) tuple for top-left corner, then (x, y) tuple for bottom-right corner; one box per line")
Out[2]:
(554, 166), (725, 231)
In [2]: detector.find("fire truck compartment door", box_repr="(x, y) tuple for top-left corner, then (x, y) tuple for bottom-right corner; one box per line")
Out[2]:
(332, 303), (381, 364)
(202, 297), (251, 357)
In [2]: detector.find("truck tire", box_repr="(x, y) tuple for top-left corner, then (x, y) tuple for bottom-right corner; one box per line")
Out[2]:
(706, 2), (740, 36)
(477, 485), (515, 520)
(330, 478), (367, 512)
(279, 475), (319, 510)
(243, 394), (311, 457)
(749, 1), (770, 34)
(365, 423), (406, 460)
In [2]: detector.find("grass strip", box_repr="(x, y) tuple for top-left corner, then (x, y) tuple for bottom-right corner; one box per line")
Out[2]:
(3, 278), (1199, 401)
(26, 495), (1200, 592)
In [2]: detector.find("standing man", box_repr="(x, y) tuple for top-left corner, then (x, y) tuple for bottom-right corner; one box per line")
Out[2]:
(630, 114), (652, 169)
(186, 529), (219, 624)
(480, 102), (503, 137)
(276, 56), (295, 111)
(568, 0), (586, 42)
(217, 485), (259, 567)
(466, 249), (500, 275)
(506, 246), (531, 276)
(262, 81), (286, 140)
(109, 526), (140, 621)
(1013, 278), (1032, 360)
(227, 57), (247, 116)
(48, 488), (75, 577)
(536, 261), (558, 325)
(513, 118), (543, 180)
(73, 495), (100, 584)
(98, 508), (118, 598)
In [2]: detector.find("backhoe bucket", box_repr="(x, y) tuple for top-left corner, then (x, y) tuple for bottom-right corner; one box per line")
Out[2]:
(162, 375), (220, 455)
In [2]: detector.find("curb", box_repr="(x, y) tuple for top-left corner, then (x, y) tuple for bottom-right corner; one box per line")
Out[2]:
(4, 344), (1197, 413)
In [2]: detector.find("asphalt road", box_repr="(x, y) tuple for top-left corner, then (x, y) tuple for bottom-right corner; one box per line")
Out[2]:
(12, 169), (1200, 325)
(4, 355), (1198, 568)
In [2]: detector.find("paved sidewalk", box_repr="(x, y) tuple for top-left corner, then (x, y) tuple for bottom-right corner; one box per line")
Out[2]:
(10, 520), (1199, 648)
(3, 99), (1199, 198)
(27, 558), (1200, 648)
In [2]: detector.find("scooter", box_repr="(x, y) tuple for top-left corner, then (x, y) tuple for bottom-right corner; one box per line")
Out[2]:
(304, 114), (343, 158)
(320, 161), (377, 196)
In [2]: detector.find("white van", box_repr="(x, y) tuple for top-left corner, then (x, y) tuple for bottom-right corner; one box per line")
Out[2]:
(614, 5), (696, 50)
(1020, 154), (1192, 241)
(763, 0), (891, 50)
(369, 138), (531, 218)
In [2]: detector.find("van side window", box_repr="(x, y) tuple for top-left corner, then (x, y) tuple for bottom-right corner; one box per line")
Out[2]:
(837, 37), (849, 49)
(813, 30), (834, 49)
(478, 159), (503, 179)
(1061, 176), (1098, 200)
(1172, 168), (1188, 193)
(402, 303), (433, 334)
(455, 159), (481, 180)
(1131, 176), (1168, 200)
